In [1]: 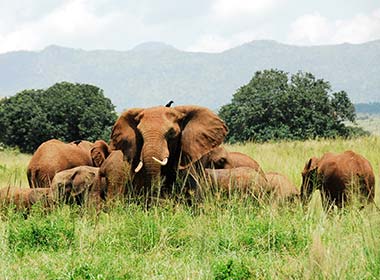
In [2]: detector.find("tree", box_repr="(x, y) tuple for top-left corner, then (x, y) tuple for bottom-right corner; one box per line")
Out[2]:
(219, 69), (358, 143)
(0, 82), (117, 153)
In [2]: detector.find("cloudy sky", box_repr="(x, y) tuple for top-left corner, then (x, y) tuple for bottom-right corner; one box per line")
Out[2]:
(0, 0), (379, 54)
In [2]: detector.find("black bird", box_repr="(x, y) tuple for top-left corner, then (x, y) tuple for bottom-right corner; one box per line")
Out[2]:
(165, 100), (174, 107)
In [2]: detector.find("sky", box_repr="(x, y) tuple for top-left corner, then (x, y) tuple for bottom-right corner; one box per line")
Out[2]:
(0, 0), (379, 54)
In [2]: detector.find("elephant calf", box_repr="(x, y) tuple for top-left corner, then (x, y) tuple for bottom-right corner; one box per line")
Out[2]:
(27, 139), (111, 188)
(0, 187), (53, 210)
(99, 150), (132, 200)
(265, 172), (299, 200)
(51, 166), (106, 206)
(204, 167), (270, 197)
(200, 146), (265, 175)
(301, 150), (375, 208)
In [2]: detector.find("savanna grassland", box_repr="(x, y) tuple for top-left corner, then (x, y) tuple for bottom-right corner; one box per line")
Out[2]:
(1, 137), (380, 279)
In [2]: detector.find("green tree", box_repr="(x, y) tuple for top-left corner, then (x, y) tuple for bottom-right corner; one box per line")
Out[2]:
(219, 69), (358, 143)
(0, 82), (117, 153)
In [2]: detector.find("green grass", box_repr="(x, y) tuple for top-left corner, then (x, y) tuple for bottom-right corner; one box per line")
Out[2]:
(1, 137), (380, 279)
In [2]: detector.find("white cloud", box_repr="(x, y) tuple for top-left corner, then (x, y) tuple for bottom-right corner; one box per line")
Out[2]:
(288, 9), (380, 45)
(0, 0), (120, 53)
(211, 0), (279, 19)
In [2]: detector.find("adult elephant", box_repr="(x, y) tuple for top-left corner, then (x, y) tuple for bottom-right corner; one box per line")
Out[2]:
(110, 105), (228, 194)
(200, 146), (265, 175)
(27, 139), (109, 188)
(301, 150), (375, 208)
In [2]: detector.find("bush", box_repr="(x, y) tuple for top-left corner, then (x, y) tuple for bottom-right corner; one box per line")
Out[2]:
(7, 211), (76, 255)
(0, 82), (117, 153)
(219, 69), (357, 143)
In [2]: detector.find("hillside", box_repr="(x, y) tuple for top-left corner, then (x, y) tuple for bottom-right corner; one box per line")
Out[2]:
(0, 40), (379, 111)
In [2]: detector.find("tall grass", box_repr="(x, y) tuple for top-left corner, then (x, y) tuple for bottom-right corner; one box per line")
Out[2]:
(0, 136), (379, 279)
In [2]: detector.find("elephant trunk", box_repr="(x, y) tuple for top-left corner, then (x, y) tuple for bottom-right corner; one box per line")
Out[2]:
(300, 176), (314, 205)
(140, 132), (170, 186)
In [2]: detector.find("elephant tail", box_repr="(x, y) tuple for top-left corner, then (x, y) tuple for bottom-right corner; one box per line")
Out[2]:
(27, 168), (34, 188)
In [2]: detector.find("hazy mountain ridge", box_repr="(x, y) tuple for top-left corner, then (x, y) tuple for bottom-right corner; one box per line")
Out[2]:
(0, 40), (379, 111)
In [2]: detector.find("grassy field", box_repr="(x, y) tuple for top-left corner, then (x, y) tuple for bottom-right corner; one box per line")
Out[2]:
(1, 137), (380, 279)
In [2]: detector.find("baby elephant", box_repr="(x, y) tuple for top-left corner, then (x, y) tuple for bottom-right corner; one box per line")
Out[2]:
(204, 167), (270, 197)
(99, 150), (132, 200)
(0, 187), (53, 211)
(51, 166), (105, 206)
(301, 150), (375, 208)
(265, 172), (299, 201)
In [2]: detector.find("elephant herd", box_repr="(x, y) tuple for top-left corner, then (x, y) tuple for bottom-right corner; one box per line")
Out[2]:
(0, 105), (376, 211)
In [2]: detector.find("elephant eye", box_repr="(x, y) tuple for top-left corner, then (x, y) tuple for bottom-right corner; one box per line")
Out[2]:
(166, 128), (177, 139)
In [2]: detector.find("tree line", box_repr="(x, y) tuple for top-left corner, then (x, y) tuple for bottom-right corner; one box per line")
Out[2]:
(0, 70), (364, 153)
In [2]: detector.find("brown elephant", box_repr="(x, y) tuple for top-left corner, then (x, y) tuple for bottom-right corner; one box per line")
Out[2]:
(50, 166), (105, 206)
(99, 150), (132, 200)
(200, 146), (265, 174)
(0, 187), (53, 211)
(204, 167), (270, 196)
(27, 139), (107, 188)
(265, 172), (299, 200)
(301, 150), (375, 208)
(110, 105), (228, 194)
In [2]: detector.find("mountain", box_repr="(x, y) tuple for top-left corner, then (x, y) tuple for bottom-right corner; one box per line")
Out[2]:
(0, 40), (379, 111)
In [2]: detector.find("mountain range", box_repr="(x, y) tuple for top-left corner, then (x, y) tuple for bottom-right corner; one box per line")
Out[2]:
(0, 40), (379, 111)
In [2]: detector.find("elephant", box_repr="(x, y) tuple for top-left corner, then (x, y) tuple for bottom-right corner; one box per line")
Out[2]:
(99, 150), (132, 200)
(200, 146), (265, 174)
(27, 139), (107, 188)
(0, 187), (53, 211)
(50, 166), (105, 206)
(110, 105), (228, 195)
(301, 150), (375, 208)
(204, 167), (270, 197)
(265, 172), (299, 200)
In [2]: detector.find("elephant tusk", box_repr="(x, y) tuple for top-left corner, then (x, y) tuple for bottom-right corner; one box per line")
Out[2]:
(134, 161), (143, 173)
(152, 157), (168, 166)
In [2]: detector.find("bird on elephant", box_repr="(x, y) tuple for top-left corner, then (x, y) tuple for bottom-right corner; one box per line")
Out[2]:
(50, 166), (106, 207)
(0, 187), (54, 211)
(199, 146), (265, 175)
(204, 167), (270, 197)
(265, 171), (299, 201)
(27, 139), (110, 188)
(110, 105), (228, 195)
(301, 150), (375, 209)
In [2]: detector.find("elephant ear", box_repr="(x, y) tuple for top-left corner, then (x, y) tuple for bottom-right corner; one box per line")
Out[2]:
(175, 105), (228, 167)
(110, 108), (144, 162)
(91, 140), (111, 167)
(303, 157), (319, 174)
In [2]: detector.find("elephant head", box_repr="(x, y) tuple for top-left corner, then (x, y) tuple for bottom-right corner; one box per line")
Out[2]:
(110, 105), (228, 187)
(51, 166), (103, 204)
(91, 140), (111, 167)
(200, 146), (232, 169)
(300, 156), (319, 204)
